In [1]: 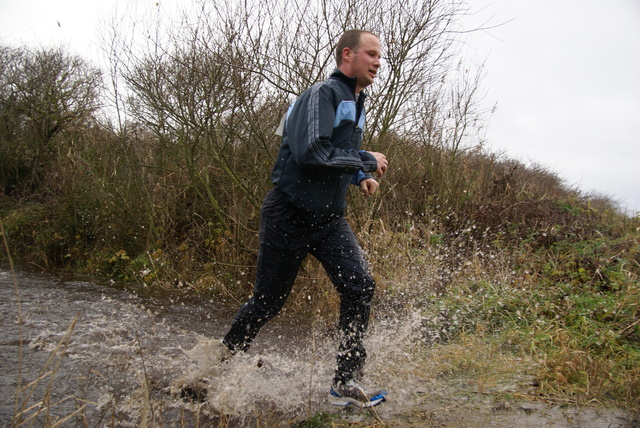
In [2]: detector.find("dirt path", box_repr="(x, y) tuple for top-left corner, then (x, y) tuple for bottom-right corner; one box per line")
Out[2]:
(1, 270), (637, 426)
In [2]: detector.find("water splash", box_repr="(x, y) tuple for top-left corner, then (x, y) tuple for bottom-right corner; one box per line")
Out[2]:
(6, 271), (631, 427)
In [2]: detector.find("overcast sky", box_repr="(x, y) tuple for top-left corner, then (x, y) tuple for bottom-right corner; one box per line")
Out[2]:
(1, 0), (639, 215)
(463, 0), (640, 215)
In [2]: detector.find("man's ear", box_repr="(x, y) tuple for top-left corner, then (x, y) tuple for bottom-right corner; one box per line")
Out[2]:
(341, 47), (352, 63)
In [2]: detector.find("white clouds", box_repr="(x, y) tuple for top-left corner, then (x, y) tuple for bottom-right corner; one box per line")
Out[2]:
(0, 0), (109, 63)
(464, 0), (640, 214)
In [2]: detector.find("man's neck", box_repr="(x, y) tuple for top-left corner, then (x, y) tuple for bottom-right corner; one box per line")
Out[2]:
(332, 68), (360, 96)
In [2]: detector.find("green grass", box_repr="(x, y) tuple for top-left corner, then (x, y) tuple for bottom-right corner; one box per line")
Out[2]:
(412, 232), (640, 410)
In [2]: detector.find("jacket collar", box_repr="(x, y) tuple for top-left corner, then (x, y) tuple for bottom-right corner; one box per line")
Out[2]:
(329, 68), (368, 99)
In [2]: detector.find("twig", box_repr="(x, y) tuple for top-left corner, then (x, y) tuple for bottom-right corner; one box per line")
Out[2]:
(365, 404), (385, 426)
(50, 404), (87, 428)
(135, 331), (155, 426)
(619, 317), (640, 336)
(1, 219), (24, 421)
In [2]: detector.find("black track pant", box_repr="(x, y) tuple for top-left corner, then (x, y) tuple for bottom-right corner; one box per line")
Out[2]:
(223, 189), (376, 384)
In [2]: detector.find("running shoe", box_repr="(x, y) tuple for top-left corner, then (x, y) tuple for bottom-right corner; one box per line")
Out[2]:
(328, 379), (387, 407)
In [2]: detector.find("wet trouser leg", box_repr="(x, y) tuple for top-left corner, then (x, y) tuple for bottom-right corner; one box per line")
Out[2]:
(223, 190), (307, 353)
(311, 219), (376, 384)
(223, 189), (376, 384)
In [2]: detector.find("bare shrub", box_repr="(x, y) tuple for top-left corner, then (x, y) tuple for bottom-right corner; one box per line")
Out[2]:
(0, 45), (102, 194)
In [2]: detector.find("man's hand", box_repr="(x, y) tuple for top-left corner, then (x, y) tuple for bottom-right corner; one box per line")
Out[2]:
(368, 151), (388, 178)
(360, 178), (379, 197)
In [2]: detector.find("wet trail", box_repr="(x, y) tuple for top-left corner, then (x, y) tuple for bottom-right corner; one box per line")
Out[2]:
(1, 270), (636, 427)
(0, 270), (406, 426)
(0, 269), (220, 425)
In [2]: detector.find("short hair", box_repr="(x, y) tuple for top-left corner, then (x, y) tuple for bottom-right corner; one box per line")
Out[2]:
(335, 29), (378, 66)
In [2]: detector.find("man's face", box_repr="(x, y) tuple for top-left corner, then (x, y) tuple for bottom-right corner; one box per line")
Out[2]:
(348, 33), (381, 92)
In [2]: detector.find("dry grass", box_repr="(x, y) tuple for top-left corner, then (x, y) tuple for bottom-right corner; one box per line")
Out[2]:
(3, 44), (639, 422)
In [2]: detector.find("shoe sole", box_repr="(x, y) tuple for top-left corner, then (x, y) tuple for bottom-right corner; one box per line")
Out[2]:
(328, 390), (387, 408)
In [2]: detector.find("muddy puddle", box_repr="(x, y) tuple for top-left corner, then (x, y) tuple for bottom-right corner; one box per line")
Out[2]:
(0, 270), (637, 427)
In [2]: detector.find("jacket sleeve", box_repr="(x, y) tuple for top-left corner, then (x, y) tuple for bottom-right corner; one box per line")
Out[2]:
(286, 83), (378, 173)
(351, 170), (374, 185)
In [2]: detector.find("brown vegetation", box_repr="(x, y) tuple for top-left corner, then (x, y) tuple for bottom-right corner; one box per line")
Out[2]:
(1, 0), (638, 418)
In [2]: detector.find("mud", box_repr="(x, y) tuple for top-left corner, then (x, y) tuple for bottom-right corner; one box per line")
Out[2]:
(0, 270), (637, 426)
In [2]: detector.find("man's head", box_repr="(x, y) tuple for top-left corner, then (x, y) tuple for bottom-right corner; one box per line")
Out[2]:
(335, 29), (381, 93)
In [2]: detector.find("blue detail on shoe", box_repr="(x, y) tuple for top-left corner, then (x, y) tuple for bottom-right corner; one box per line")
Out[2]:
(328, 387), (388, 408)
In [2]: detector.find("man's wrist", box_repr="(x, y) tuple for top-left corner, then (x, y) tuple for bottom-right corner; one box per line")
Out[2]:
(358, 150), (377, 173)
